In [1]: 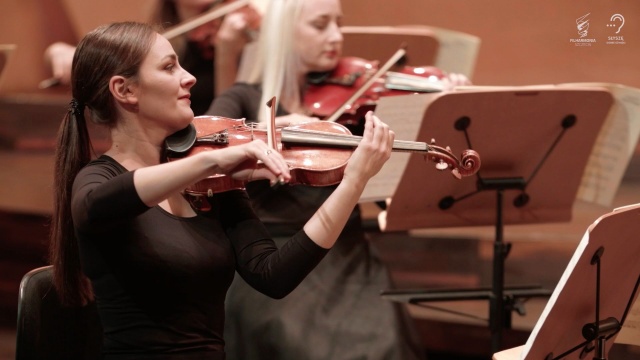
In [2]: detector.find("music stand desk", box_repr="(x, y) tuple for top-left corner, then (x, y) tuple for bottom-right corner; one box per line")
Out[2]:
(372, 85), (616, 354)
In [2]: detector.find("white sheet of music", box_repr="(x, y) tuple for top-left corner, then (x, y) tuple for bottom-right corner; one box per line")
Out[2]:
(363, 83), (640, 218)
(360, 93), (435, 202)
(453, 83), (640, 207)
(559, 83), (640, 207)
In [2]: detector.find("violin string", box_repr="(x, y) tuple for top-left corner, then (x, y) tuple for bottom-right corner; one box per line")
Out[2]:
(281, 127), (429, 152)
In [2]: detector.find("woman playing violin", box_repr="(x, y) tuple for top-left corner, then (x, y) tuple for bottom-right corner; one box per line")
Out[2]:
(49, 21), (393, 358)
(43, 0), (258, 114)
(206, 0), (469, 359)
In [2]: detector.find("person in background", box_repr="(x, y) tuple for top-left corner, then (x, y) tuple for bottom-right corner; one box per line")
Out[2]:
(43, 0), (258, 114)
(207, 0), (469, 359)
(49, 21), (393, 358)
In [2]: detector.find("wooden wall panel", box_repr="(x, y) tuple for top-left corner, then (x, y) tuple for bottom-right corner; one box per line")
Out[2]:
(0, 0), (156, 93)
(341, 0), (640, 88)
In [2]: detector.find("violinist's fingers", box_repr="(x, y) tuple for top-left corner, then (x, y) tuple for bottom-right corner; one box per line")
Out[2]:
(343, 112), (392, 184)
(226, 12), (249, 32)
(367, 111), (391, 151)
(446, 72), (472, 87)
(361, 111), (375, 141)
(252, 143), (291, 182)
(217, 10), (254, 45)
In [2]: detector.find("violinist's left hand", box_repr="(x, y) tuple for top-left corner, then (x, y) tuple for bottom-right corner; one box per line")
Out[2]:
(440, 72), (472, 90)
(342, 111), (394, 185)
(215, 6), (260, 55)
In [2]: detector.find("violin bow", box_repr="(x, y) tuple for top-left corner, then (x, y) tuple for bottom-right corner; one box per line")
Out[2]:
(324, 46), (407, 124)
(265, 96), (277, 152)
(162, 0), (251, 40)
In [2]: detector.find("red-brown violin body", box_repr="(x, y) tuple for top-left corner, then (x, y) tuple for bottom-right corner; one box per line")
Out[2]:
(168, 116), (355, 196)
(166, 116), (481, 198)
(304, 56), (446, 133)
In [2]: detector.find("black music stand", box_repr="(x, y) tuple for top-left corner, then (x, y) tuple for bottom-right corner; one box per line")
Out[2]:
(374, 86), (615, 354)
(492, 203), (640, 360)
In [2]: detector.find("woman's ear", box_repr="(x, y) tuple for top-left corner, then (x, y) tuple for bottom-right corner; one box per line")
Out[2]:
(109, 75), (138, 106)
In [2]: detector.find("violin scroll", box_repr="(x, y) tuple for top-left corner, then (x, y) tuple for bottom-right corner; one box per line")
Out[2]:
(426, 139), (480, 179)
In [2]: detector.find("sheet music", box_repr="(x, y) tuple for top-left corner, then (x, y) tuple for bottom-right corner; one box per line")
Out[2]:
(360, 93), (435, 202)
(364, 84), (636, 218)
(559, 83), (640, 207)
(456, 83), (640, 207)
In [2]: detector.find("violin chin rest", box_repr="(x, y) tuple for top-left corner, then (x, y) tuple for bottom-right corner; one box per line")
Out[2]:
(165, 123), (197, 154)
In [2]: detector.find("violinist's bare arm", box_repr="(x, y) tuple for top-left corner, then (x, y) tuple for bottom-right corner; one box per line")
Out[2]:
(303, 111), (393, 249)
(214, 7), (260, 95)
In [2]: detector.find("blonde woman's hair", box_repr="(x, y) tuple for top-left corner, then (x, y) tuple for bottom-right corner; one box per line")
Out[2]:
(247, 0), (305, 121)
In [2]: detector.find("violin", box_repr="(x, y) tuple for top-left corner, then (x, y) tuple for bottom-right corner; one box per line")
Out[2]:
(304, 48), (448, 135)
(165, 115), (481, 200)
(162, 0), (261, 41)
(165, 0), (262, 60)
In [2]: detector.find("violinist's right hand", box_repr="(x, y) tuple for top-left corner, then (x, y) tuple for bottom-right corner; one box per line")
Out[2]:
(43, 42), (76, 86)
(206, 139), (291, 186)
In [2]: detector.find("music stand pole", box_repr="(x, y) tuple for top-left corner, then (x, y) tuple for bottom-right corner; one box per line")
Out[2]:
(479, 177), (527, 352)
(492, 188), (507, 352)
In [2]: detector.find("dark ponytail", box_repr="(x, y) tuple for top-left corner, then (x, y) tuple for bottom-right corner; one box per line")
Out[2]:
(49, 22), (156, 306)
(50, 100), (93, 306)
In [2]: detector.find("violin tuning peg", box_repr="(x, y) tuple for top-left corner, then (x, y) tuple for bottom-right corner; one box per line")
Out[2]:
(430, 138), (436, 145)
(435, 160), (449, 171)
(446, 146), (451, 152)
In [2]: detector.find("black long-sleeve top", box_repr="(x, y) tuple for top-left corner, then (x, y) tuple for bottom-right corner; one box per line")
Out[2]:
(72, 155), (328, 359)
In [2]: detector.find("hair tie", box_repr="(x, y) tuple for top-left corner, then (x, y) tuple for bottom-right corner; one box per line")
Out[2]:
(69, 98), (85, 116)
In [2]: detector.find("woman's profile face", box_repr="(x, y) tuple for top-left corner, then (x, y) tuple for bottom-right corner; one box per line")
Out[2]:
(294, 0), (343, 74)
(131, 34), (197, 133)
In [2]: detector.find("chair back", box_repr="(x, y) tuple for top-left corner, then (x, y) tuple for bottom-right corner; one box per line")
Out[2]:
(15, 265), (102, 360)
(340, 26), (440, 66)
(341, 25), (481, 78)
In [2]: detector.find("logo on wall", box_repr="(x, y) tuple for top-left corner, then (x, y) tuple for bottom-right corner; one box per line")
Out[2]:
(576, 13), (590, 37)
(570, 13), (596, 46)
(606, 14), (625, 45)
